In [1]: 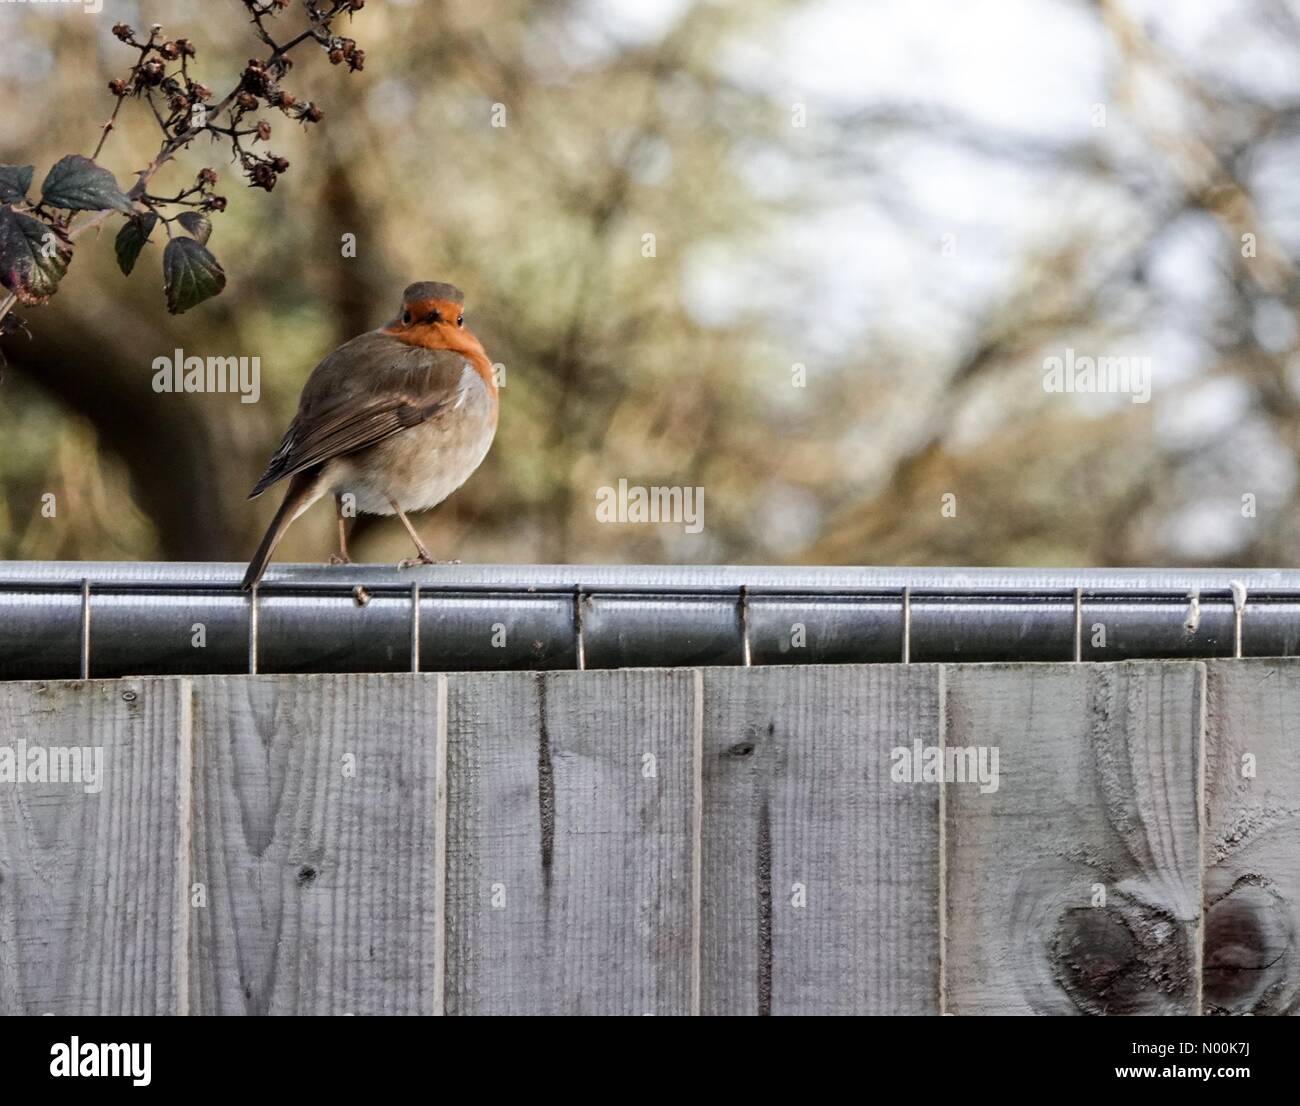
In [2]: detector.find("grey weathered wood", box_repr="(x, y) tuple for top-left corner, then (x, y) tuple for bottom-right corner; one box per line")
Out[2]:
(1204, 660), (1300, 1015)
(0, 678), (191, 1015)
(444, 669), (698, 1015)
(943, 662), (1203, 1015)
(188, 673), (444, 1015)
(700, 665), (941, 1015)
(13, 660), (1295, 1016)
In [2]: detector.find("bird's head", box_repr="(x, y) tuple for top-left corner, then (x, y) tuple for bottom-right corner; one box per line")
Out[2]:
(384, 281), (482, 355)
(383, 280), (495, 396)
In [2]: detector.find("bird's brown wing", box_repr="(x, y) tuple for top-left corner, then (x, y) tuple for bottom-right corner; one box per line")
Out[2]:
(249, 331), (473, 498)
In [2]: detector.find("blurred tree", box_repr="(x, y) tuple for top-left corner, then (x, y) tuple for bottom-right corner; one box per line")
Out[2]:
(3, 0), (1300, 573)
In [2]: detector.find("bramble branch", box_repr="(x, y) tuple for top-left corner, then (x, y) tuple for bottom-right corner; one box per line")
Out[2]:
(0, 0), (366, 327)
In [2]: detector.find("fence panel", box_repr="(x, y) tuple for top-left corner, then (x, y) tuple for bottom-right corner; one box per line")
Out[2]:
(700, 665), (942, 1015)
(187, 673), (444, 1015)
(444, 669), (698, 1015)
(3, 661), (1298, 1014)
(0, 678), (191, 1015)
(943, 662), (1203, 1015)
(1204, 660), (1300, 1015)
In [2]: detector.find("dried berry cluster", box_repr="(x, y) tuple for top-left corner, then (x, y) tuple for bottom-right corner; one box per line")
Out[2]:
(0, 0), (365, 324)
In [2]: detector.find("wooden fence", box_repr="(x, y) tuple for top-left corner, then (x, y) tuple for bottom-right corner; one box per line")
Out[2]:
(0, 661), (1295, 1015)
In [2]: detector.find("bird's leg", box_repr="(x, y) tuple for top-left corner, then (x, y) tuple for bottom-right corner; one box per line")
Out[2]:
(328, 494), (352, 565)
(391, 499), (438, 568)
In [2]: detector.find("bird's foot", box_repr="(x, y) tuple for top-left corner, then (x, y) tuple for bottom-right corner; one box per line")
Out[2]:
(328, 554), (353, 566)
(397, 553), (436, 570)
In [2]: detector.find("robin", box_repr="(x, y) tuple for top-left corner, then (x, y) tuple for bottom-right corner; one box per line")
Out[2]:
(241, 281), (498, 589)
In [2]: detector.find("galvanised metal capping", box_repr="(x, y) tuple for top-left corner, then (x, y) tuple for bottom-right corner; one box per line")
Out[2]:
(0, 561), (1298, 679)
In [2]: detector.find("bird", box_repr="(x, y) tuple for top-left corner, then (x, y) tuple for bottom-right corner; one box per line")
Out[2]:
(241, 281), (498, 590)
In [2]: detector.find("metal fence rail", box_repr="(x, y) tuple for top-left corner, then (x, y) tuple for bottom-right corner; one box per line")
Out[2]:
(1, 562), (1299, 678)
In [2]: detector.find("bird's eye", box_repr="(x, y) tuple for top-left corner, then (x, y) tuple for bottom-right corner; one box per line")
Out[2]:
(457, 314), (464, 327)
(402, 310), (412, 325)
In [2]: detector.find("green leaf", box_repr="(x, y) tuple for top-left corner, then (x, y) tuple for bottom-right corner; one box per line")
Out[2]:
(40, 154), (135, 214)
(114, 212), (159, 276)
(0, 165), (34, 204)
(163, 236), (225, 314)
(176, 211), (212, 245)
(0, 204), (71, 305)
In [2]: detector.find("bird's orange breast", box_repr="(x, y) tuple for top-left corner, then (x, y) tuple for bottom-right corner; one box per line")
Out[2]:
(382, 293), (499, 404)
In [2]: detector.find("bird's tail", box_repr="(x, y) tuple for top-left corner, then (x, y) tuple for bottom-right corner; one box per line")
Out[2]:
(241, 471), (321, 590)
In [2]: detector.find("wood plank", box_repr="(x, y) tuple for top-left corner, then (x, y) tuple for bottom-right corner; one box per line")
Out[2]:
(188, 673), (443, 1015)
(943, 662), (1202, 1015)
(0, 678), (191, 1015)
(700, 665), (941, 1015)
(1204, 660), (1300, 1015)
(444, 669), (697, 1015)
